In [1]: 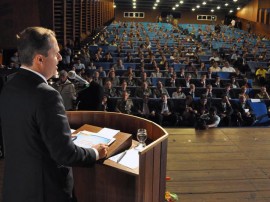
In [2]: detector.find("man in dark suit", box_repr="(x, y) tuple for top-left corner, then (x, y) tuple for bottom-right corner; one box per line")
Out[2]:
(76, 70), (104, 111)
(0, 27), (108, 202)
(156, 93), (178, 126)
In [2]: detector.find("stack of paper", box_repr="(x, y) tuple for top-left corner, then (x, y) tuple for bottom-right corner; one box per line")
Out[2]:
(109, 149), (139, 169)
(73, 130), (116, 149)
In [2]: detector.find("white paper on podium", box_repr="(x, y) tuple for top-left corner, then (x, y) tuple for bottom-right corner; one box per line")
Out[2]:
(109, 148), (139, 169)
(97, 128), (120, 139)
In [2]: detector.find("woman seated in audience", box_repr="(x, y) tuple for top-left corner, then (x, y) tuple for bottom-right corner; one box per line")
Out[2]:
(107, 70), (120, 87)
(238, 85), (249, 99)
(255, 86), (270, 99)
(172, 86), (186, 99)
(230, 76), (240, 88)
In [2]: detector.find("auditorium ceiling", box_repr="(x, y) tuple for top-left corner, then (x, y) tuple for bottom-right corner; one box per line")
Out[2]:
(113, 0), (251, 13)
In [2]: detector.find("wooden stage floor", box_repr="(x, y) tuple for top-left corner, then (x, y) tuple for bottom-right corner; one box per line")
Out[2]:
(1, 127), (270, 201)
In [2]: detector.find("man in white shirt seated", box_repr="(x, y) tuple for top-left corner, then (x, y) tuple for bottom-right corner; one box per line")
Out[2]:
(222, 61), (236, 72)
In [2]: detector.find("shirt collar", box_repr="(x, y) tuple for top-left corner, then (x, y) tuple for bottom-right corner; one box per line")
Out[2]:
(20, 66), (48, 84)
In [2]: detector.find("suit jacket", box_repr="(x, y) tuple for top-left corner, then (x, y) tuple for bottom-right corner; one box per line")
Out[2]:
(0, 69), (97, 202)
(77, 81), (104, 111)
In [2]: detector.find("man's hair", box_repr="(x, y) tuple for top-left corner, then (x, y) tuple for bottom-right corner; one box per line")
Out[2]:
(16, 27), (55, 66)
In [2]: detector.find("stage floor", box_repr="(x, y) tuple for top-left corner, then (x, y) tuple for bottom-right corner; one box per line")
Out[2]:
(166, 127), (270, 202)
(0, 127), (270, 201)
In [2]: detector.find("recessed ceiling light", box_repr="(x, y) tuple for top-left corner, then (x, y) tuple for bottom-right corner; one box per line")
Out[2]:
(180, 1), (184, 4)
(133, 2), (136, 5)
(217, 6), (220, 9)
(211, 9), (214, 12)
(154, 3), (157, 6)
(225, 3), (228, 6)
(196, 5), (200, 8)
(229, 9), (233, 12)
(237, 7), (240, 10)
(192, 8), (195, 11)
(172, 7), (176, 10)
(233, 0), (237, 2)
(113, 5), (116, 8)
(153, 6), (156, 9)
(133, 6), (136, 9)
(202, 2), (207, 5)
(176, 4), (179, 7)
(156, 0), (160, 2)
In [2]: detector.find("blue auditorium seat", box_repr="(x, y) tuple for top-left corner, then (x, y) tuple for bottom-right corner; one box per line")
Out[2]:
(247, 100), (270, 126)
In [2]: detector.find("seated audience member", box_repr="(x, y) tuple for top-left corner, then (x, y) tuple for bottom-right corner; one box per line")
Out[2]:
(54, 70), (76, 110)
(76, 71), (104, 111)
(216, 95), (233, 127)
(255, 66), (267, 86)
(209, 61), (221, 72)
(204, 84), (216, 100)
(101, 95), (108, 111)
(196, 107), (220, 129)
(234, 95), (256, 126)
(239, 77), (252, 88)
(206, 68), (215, 79)
(156, 93), (178, 126)
(126, 74), (137, 86)
(134, 81), (152, 98)
(103, 80), (117, 98)
(115, 91), (134, 114)
(172, 86), (186, 99)
(194, 94), (210, 118)
(153, 80), (170, 98)
(150, 67), (163, 78)
(179, 95), (197, 127)
(73, 59), (85, 71)
(102, 52), (113, 62)
(117, 80), (131, 97)
(238, 85), (249, 99)
(179, 73), (192, 88)
(209, 52), (221, 63)
(196, 74), (208, 88)
(122, 67), (135, 77)
(134, 94), (158, 123)
(92, 71), (104, 86)
(165, 73), (179, 87)
(125, 51), (134, 63)
(97, 66), (106, 78)
(112, 58), (125, 70)
(221, 61), (236, 72)
(231, 68), (243, 80)
(185, 84), (198, 98)
(255, 86), (270, 99)
(165, 66), (176, 78)
(212, 76), (223, 88)
(178, 68), (186, 79)
(230, 76), (240, 88)
(107, 70), (120, 87)
(137, 72), (152, 86)
(222, 83), (236, 99)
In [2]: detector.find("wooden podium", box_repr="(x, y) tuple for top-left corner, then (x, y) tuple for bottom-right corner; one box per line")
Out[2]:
(66, 111), (169, 202)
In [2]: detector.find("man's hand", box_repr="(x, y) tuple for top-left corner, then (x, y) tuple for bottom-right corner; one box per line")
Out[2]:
(92, 144), (108, 159)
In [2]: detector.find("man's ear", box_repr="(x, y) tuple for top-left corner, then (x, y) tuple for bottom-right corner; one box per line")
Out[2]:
(33, 54), (43, 65)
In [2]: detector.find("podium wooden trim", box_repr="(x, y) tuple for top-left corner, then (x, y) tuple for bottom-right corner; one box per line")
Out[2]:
(66, 111), (168, 202)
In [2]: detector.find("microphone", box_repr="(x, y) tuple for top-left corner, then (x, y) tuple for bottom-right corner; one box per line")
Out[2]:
(68, 71), (89, 85)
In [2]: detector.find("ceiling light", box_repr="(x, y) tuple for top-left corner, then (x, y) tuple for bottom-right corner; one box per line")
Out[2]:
(113, 5), (116, 8)
(154, 3), (157, 6)
(176, 4), (179, 7)
(229, 9), (233, 13)
(233, 0), (237, 2)
(172, 7), (176, 10)
(225, 3), (228, 6)
(153, 6), (156, 9)
(202, 2), (207, 5)
(196, 5), (200, 8)
(211, 9), (214, 12)
(133, 6), (136, 9)
(192, 8), (195, 11)
(132, 0), (136, 1)
(217, 6), (220, 9)
(237, 7), (240, 10)
(156, 0), (160, 2)
(180, 1), (184, 4)
(133, 2), (136, 5)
